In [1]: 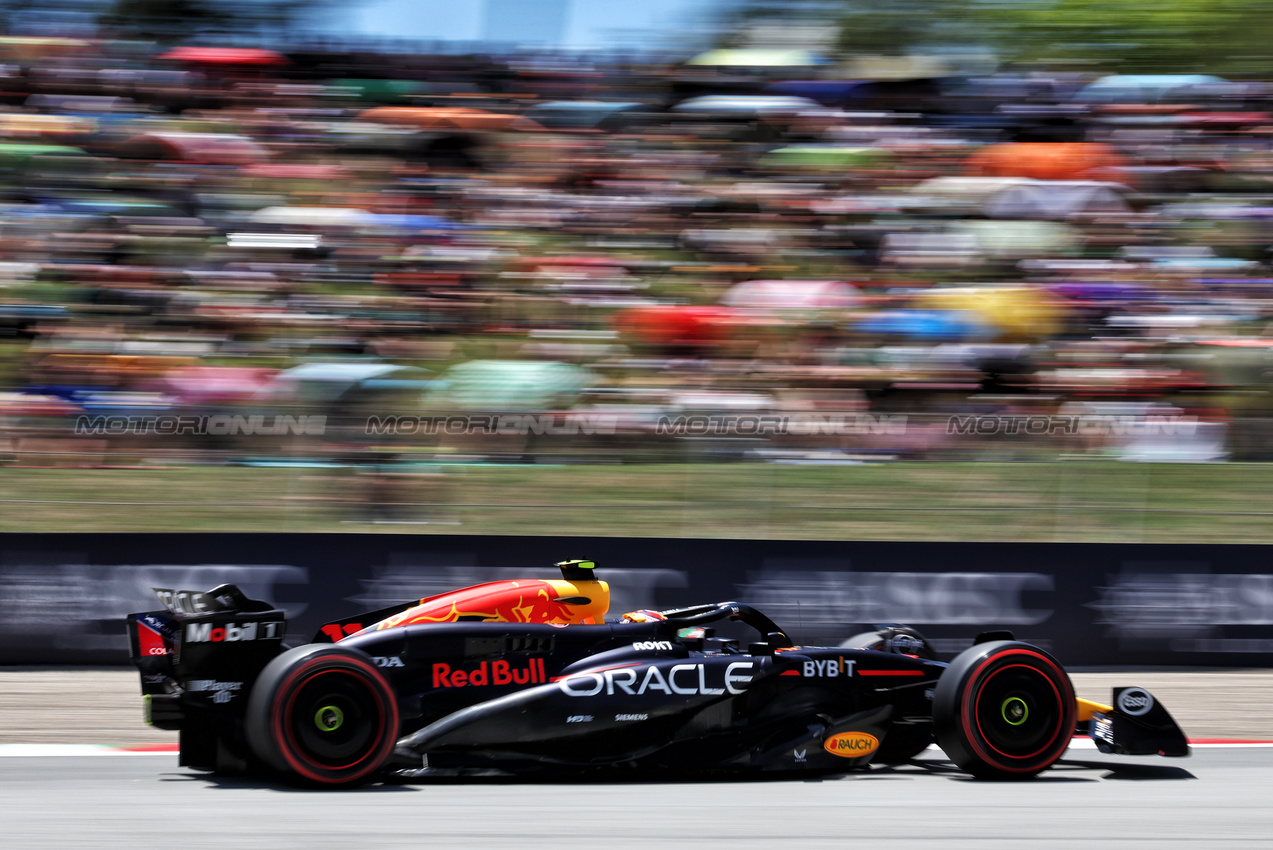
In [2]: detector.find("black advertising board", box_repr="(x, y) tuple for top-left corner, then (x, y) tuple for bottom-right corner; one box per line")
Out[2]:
(1, 533), (1270, 667)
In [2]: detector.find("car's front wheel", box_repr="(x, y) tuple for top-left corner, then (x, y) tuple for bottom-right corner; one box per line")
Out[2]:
(246, 644), (399, 787)
(933, 640), (1076, 779)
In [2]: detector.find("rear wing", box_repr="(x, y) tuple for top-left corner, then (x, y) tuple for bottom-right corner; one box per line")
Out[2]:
(126, 584), (287, 726)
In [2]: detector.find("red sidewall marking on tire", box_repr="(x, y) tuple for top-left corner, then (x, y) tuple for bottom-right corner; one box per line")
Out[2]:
(960, 649), (1073, 773)
(270, 656), (397, 784)
(283, 669), (383, 771)
(972, 663), (1062, 761)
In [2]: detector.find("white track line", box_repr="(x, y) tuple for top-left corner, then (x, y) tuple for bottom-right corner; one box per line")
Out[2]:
(0, 744), (178, 757)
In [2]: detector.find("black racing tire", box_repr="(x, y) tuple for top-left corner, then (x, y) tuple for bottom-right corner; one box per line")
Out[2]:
(933, 640), (1075, 780)
(246, 644), (400, 787)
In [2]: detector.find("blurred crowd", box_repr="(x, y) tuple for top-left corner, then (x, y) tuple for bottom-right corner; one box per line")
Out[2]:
(1, 37), (1272, 469)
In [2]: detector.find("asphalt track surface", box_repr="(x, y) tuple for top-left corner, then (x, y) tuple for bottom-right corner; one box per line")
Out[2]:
(2, 670), (1272, 849)
(0, 743), (1269, 849)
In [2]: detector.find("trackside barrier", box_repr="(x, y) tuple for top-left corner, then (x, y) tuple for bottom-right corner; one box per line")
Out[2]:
(0, 533), (1270, 667)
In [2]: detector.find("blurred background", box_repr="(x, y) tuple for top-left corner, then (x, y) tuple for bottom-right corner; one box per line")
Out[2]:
(1, 0), (1272, 540)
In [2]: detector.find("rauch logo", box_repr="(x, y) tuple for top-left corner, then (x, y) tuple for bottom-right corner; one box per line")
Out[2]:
(823, 731), (879, 758)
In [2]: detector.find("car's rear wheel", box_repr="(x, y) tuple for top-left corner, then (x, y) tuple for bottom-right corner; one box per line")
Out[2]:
(933, 640), (1075, 779)
(246, 644), (399, 787)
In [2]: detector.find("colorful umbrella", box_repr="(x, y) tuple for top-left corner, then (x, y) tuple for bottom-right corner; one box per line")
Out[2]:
(672, 95), (823, 115)
(759, 145), (891, 171)
(0, 144), (93, 174)
(248, 206), (374, 227)
(0, 114), (96, 138)
(965, 143), (1127, 182)
(157, 366), (279, 405)
(358, 107), (541, 133)
(686, 49), (828, 68)
(1074, 74), (1226, 104)
(916, 286), (1066, 340)
(522, 101), (648, 131)
(853, 309), (993, 341)
(1048, 282), (1156, 303)
(0, 392), (79, 417)
(159, 47), (288, 66)
(117, 132), (269, 166)
(272, 362), (431, 403)
(721, 279), (862, 310)
(334, 78), (429, 104)
(947, 220), (1080, 258)
(430, 360), (595, 411)
(615, 305), (736, 348)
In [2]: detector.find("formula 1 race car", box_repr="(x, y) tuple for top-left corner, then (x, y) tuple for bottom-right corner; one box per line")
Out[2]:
(127, 560), (1189, 787)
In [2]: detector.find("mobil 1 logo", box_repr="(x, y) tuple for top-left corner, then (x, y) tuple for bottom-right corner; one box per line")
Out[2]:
(184, 620), (284, 644)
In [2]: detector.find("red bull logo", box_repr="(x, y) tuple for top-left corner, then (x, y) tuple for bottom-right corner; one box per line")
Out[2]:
(374, 579), (609, 631)
(824, 731), (879, 758)
(432, 659), (547, 689)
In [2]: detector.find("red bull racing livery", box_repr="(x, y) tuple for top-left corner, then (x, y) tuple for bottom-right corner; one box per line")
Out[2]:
(126, 559), (1189, 787)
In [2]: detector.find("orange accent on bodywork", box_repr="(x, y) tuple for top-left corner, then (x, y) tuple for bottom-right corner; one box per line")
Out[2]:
(1076, 697), (1113, 723)
(824, 731), (880, 758)
(366, 578), (610, 632)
